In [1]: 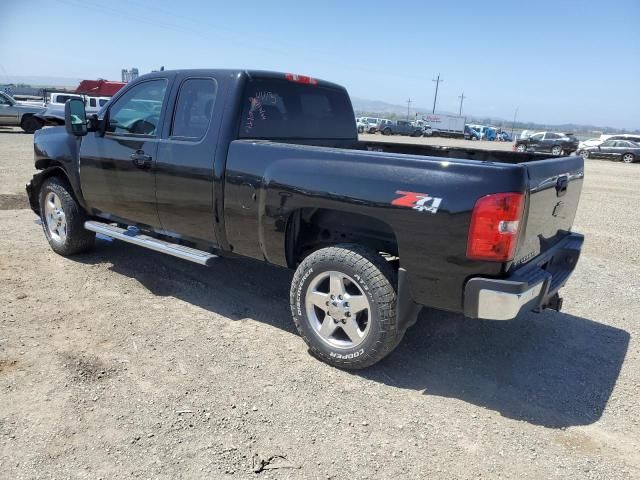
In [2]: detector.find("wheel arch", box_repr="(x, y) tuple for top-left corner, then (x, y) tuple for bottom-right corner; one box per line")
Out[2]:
(285, 207), (400, 269)
(27, 162), (75, 214)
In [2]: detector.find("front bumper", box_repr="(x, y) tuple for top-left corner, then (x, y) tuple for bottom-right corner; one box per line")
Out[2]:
(464, 233), (583, 320)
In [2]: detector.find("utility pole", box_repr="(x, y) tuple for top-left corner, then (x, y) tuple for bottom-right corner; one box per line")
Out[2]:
(432, 73), (443, 114)
(406, 98), (412, 120)
(511, 106), (519, 137)
(458, 92), (466, 116)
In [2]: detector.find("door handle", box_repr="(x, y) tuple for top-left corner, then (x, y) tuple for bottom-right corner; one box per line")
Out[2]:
(130, 150), (152, 169)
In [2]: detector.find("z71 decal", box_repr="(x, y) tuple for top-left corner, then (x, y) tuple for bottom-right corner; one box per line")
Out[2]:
(392, 191), (442, 214)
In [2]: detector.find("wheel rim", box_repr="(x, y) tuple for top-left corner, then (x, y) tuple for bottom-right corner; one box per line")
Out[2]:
(517, 145), (526, 152)
(44, 192), (67, 243)
(582, 151), (589, 159)
(552, 147), (561, 155)
(623, 154), (634, 163)
(305, 271), (372, 349)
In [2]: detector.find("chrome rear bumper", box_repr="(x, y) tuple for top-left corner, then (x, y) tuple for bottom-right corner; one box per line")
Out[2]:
(464, 233), (583, 320)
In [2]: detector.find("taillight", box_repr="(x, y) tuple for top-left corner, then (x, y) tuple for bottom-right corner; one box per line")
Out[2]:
(285, 73), (318, 85)
(467, 192), (525, 262)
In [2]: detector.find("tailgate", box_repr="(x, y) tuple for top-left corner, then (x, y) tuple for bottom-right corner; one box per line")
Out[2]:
(512, 155), (584, 268)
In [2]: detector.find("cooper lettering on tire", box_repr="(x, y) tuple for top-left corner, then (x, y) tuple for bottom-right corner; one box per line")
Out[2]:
(289, 244), (405, 369)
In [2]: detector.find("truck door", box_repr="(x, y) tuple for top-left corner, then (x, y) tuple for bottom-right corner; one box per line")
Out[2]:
(155, 75), (224, 244)
(79, 77), (172, 228)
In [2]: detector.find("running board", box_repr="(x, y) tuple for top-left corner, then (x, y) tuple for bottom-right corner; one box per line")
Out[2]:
(84, 221), (217, 266)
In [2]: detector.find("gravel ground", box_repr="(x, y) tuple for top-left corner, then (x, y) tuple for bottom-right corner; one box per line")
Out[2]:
(1, 127), (639, 479)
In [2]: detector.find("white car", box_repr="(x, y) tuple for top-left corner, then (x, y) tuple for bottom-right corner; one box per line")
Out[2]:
(578, 138), (604, 150)
(356, 118), (368, 134)
(362, 117), (380, 133)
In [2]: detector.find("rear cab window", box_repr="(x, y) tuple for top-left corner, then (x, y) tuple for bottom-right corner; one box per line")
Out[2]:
(171, 77), (217, 140)
(239, 77), (356, 140)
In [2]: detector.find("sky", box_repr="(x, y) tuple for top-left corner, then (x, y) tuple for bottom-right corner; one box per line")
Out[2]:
(1, 0), (639, 129)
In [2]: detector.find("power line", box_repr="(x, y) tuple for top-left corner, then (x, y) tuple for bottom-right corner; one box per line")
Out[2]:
(432, 73), (443, 114)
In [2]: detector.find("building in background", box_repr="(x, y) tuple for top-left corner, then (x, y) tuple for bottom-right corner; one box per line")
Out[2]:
(121, 68), (139, 83)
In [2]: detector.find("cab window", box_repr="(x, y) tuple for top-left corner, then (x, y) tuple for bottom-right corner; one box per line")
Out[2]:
(106, 79), (167, 136)
(170, 78), (217, 140)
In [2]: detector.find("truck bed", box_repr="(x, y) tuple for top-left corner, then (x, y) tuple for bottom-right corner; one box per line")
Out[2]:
(359, 139), (557, 164)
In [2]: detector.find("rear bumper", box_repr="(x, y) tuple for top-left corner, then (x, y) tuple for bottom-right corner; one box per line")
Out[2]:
(463, 233), (583, 320)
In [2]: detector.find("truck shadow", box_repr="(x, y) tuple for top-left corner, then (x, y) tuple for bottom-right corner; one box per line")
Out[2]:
(364, 308), (629, 429)
(74, 238), (629, 429)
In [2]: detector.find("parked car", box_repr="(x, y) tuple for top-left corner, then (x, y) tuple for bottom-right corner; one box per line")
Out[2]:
(580, 139), (639, 163)
(26, 69), (585, 369)
(376, 118), (393, 133)
(379, 120), (422, 136)
(362, 117), (380, 133)
(468, 124), (496, 141)
(464, 125), (480, 140)
(497, 131), (513, 142)
(0, 91), (46, 133)
(356, 117), (367, 134)
(514, 132), (579, 156)
(422, 125), (433, 137)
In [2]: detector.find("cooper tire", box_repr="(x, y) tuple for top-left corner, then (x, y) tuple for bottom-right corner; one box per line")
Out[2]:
(21, 115), (44, 134)
(39, 176), (95, 256)
(290, 244), (404, 369)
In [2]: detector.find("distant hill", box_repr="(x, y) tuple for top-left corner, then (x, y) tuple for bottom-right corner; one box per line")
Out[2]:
(0, 75), (82, 89)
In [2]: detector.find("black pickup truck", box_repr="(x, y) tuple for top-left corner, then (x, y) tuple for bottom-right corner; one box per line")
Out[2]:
(26, 69), (585, 369)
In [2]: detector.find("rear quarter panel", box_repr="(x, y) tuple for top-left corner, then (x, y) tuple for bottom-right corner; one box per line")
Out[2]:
(224, 141), (529, 313)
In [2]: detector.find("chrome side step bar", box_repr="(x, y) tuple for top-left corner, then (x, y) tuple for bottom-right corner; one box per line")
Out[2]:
(84, 221), (217, 266)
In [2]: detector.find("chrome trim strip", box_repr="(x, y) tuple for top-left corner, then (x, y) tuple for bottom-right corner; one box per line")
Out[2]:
(84, 221), (217, 266)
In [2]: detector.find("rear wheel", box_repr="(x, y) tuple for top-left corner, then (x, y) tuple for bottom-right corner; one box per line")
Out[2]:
(622, 153), (635, 164)
(39, 176), (95, 256)
(581, 150), (590, 160)
(516, 143), (527, 152)
(290, 244), (404, 369)
(21, 115), (44, 134)
(551, 145), (563, 156)
(383, 128), (392, 136)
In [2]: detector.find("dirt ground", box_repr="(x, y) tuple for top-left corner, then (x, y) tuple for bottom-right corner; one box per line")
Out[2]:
(1, 127), (639, 479)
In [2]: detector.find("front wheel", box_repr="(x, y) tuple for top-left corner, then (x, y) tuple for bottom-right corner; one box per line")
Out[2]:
(581, 150), (590, 160)
(290, 244), (404, 369)
(551, 145), (563, 156)
(516, 143), (527, 152)
(39, 176), (95, 256)
(383, 128), (392, 136)
(622, 153), (636, 164)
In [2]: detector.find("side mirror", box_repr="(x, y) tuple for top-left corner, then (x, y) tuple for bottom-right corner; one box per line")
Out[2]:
(65, 98), (88, 136)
